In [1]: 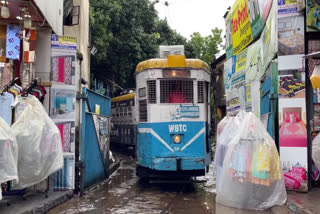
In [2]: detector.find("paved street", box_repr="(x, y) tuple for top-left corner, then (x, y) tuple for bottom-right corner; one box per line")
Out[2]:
(47, 147), (291, 214)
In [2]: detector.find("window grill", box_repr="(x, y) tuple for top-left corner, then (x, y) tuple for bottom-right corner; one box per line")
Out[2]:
(139, 99), (148, 122)
(116, 108), (120, 117)
(128, 106), (132, 117)
(124, 107), (128, 116)
(160, 79), (194, 104)
(147, 80), (157, 104)
(198, 81), (204, 103)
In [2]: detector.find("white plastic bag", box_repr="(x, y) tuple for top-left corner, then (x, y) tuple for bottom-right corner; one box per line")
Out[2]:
(312, 134), (320, 170)
(0, 117), (18, 185)
(12, 96), (63, 189)
(215, 111), (287, 210)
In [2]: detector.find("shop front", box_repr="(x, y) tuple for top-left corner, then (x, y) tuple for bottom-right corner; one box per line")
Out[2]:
(0, 0), (77, 205)
(219, 0), (320, 193)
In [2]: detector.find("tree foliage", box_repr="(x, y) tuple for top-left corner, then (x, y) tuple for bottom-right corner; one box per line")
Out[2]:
(90, 0), (222, 89)
(189, 28), (223, 65)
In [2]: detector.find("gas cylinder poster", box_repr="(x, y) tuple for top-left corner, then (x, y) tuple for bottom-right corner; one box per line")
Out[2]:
(277, 4), (308, 190)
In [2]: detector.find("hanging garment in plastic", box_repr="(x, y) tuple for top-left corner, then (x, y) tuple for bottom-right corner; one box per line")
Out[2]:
(313, 134), (320, 171)
(215, 111), (287, 210)
(12, 95), (63, 189)
(0, 117), (18, 188)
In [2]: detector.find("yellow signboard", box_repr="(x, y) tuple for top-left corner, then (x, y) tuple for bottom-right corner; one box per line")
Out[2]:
(231, 0), (253, 55)
(235, 48), (247, 72)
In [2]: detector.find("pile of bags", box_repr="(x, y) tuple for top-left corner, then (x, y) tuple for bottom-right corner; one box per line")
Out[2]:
(0, 96), (63, 198)
(215, 111), (287, 210)
(0, 118), (18, 200)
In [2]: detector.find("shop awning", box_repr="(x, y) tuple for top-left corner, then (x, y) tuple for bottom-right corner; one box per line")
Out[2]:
(0, 0), (63, 35)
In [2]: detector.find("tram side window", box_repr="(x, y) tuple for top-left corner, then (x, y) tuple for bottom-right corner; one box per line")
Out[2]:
(128, 106), (132, 117)
(124, 107), (128, 116)
(117, 107), (120, 117)
(139, 87), (146, 98)
(139, 99), (148, 122)
(160, 80), (194, 103)
(147, 80), (156, 104)
(198, 81), (204, 103)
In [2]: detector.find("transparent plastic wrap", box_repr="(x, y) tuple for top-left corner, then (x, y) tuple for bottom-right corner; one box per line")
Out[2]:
(215, 112), (287, 210)
(0, 118), (18, 186)
(12, 96), (63, 189)
(312, 134), (320, 170)
(215, 113), (245, 192)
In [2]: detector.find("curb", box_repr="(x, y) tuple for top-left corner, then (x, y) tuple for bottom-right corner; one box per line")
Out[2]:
(285, 198), (314, 214)
(21, 191), (73, 214)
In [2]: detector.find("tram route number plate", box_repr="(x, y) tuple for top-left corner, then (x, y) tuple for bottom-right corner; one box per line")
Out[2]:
(178, 105), (200, 118)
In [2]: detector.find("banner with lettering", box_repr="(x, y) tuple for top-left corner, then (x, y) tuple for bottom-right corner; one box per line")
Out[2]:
(231, 0), (253, 55)
(227, 0), (273, 58)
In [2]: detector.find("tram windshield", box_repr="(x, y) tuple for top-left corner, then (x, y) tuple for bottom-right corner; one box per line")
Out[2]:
(159, 79), (194, 104)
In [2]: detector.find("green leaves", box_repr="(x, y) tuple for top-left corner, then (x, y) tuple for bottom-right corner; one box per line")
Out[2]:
(189, 28), (223, 65)
(90, 0), (223, 89)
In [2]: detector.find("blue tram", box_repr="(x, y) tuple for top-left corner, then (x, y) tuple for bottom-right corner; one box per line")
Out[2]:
(135, 55), (212, 178)
(111, 92), (137, 146)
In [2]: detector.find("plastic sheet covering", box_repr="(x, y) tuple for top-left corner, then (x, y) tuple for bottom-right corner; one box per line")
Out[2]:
(215, 112), (287, 210)
(12, 96), (63, 189)
(312, 134), (320, 170)
(0, 117), (18, 186)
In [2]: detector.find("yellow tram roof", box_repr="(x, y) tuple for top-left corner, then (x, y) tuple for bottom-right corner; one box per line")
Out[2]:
(111, 93), (135, 103)
(135, 55), (210, 73)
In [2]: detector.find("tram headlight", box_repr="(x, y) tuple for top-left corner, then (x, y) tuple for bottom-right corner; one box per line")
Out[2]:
(174, 135), (181, 144)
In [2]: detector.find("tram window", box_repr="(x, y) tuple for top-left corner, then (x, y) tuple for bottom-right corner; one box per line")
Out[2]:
(128, 107), (132, 117)
(139, 87), (146, 98)
(198, 81), (205, 103)
(124, 107), (128, 116)
(160, 80), (194, 103)
(147, 80), (156, 104)
(116, 108), (120, 117)
(139, 99), (148, 122)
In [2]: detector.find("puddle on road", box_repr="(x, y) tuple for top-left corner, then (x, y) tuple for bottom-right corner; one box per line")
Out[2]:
(48, 160), (220, 214)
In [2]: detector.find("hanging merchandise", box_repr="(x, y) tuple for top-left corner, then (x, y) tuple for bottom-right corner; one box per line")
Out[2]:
(215, 111), (287, 210)
(0, 92), (14, 125)
(11, 95), (63, 189)
(6, 25), (20, 60)
(0, 25), (6, 63)
(0, 118), (18, 188)
(23, 29), (36, 63)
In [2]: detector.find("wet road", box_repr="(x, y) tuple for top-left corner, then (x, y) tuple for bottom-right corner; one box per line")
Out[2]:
(47, 147), (284, 214)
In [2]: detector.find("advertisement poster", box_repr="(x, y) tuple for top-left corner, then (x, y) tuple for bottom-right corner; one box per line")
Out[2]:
(51, 35), (77, 86)
(278, 15), (305, 56)
(278, 7), (308, 191)
(226, 13), (233, 60)
(306, 0), (320, 32)
(232, 48), (247, 88)
(224, 58), (233, 90)
(227, 0), (273, 59)
(261, 1), (277, 72)
(50, 32), (77, 184)
(231, 0), (253, 55)
(50, 84), (76, 122)
(278, 0), (299, 17)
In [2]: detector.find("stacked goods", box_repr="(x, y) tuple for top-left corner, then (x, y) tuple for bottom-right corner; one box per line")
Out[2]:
(215, 112), (287, 210)
(280, 76), (305, 97)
